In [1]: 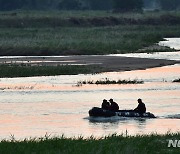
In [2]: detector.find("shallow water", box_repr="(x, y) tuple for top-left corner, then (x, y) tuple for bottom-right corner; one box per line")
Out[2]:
(109, 38), (180, 61)
(0, 63), (179, 139)
(0, 38), (180, 139)
(159, 38), (180, 50)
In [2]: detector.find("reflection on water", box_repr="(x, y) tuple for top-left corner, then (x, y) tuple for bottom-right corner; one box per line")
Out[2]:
(0, 63), (179, 139)
(0, 39), (179, 139)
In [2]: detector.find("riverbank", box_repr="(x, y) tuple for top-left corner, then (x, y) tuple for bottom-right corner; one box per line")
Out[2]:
(0, 11), (180, 56)
(0, 55), (179, 77)
(1, 11), (180, 27)
(0, 133), (179, 154)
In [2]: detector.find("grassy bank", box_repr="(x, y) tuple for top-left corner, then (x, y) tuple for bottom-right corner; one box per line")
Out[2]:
(0, 11), (180, 56)
(0, 133), (179, 154)
(0, 25), (177, 56)
(0, 65), (101, 78)
(1, 10), (180, 27)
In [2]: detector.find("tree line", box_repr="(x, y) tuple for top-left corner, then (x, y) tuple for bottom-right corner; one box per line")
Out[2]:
(0, 0), (180, 11)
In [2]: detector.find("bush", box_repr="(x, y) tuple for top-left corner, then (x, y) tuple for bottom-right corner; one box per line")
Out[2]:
(159, 0), (180, 11)
(87, 0), (113, 10)
(113, 0), (143, 12)
(0, 0), (24, 10)
(58, 0), (82, 10)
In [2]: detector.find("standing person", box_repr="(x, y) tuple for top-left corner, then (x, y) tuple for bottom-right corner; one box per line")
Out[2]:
(134, 98), (146, 114)
(101, 99), (110, 110)
(109, 99), (119, 111)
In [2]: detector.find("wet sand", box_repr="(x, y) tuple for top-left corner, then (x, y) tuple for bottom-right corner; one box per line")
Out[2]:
(0, 55), (179, 72)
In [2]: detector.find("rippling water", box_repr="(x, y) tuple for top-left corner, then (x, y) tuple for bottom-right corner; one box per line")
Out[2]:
(0, 63), (180, 139)
(0, 38), (180, 139)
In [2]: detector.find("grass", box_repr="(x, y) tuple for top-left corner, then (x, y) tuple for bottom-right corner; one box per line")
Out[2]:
(0, 133), (179, 154)
(0, 11), (180, 56)
(77, 78), (143, 86)
(1, 10), (180, 26)
(0, 10), (177, 18)
(0, 25), (177, 56)
(0, 65), (102, 78)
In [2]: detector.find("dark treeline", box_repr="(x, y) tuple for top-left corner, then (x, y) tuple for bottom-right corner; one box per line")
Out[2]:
(0, 0), (180, 11)
(144, 0), (180, 11)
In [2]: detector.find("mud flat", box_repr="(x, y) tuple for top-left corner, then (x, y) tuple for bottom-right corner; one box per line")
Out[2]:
(0, 55), (179, 73)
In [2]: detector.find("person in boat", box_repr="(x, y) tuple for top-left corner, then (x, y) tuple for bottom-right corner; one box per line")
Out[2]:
(101, 99), (110, 110)
(134, 98), (146, 114)
(109, 99), (119, 111)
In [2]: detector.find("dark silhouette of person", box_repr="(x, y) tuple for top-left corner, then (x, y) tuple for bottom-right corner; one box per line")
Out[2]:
(101, 99), (110, 110)
(109, 99), (119, 111)
(134, 98), (146, 114)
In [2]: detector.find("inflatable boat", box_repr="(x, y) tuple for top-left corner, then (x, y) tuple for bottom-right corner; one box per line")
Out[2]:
(89, 107), (156, 118)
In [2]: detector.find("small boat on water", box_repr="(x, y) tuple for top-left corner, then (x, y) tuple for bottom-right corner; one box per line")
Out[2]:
(89, 107), (156, 118)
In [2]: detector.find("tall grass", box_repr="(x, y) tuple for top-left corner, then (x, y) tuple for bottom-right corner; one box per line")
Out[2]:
(0, 25), (178, 56)
(0, 133), (179, 154)
(1, 10), (180, 23)
(0, 11), (180, 55)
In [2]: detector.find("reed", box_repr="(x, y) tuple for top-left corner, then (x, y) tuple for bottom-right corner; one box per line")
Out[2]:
(0, 25), (178, 56)
(77, 78), (143, 86)
(0, 132), (179, 154)
(0, 11), (180, 56)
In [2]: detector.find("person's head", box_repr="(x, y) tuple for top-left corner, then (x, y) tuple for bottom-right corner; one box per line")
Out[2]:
(109, 99), (113, 102)
(103, 99), (107, 103)
(137, 98), (142, 103)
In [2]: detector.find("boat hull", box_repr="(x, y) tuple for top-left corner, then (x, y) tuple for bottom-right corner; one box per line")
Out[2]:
(89, 107), (156, 118)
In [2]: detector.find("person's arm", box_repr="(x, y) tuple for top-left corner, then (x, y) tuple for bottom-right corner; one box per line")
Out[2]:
(134, 104), (139, 111)
(134, 107), (137, 111)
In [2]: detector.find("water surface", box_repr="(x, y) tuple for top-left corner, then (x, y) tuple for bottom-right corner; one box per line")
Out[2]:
(0, 39), (180, 139)
(159, 38), (180, 50)
(0, 64), (179, 139)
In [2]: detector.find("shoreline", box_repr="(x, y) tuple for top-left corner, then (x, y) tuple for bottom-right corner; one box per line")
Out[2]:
(0, 55), (179, 72)
(0, 133), (179, 153)
(0, 55), (179, 78)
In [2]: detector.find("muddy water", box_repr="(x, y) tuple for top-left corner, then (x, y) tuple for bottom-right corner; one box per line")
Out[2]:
(0, 63), (179, 139)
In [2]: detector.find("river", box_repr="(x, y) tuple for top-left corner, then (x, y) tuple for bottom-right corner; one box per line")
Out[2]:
(0, 38), (179, 140)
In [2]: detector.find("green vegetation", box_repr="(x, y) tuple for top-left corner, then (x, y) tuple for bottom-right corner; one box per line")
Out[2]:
(113, 0), (143, 12)
(0, 0), (144, 11)
(159, 0), (180, 11)
(173, 78), (180, 83)
(0, 11), (180, 56)
(0, 133), (179, 154)
(0, 0), (115, 11)
(0, 65), (101, 78)
(77, 78), (143, 86)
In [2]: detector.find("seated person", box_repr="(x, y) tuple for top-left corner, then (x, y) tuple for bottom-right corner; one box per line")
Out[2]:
(134, 98), (146, 114)
(109, 99), (119, 112)
(101, 99), (110, 110)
